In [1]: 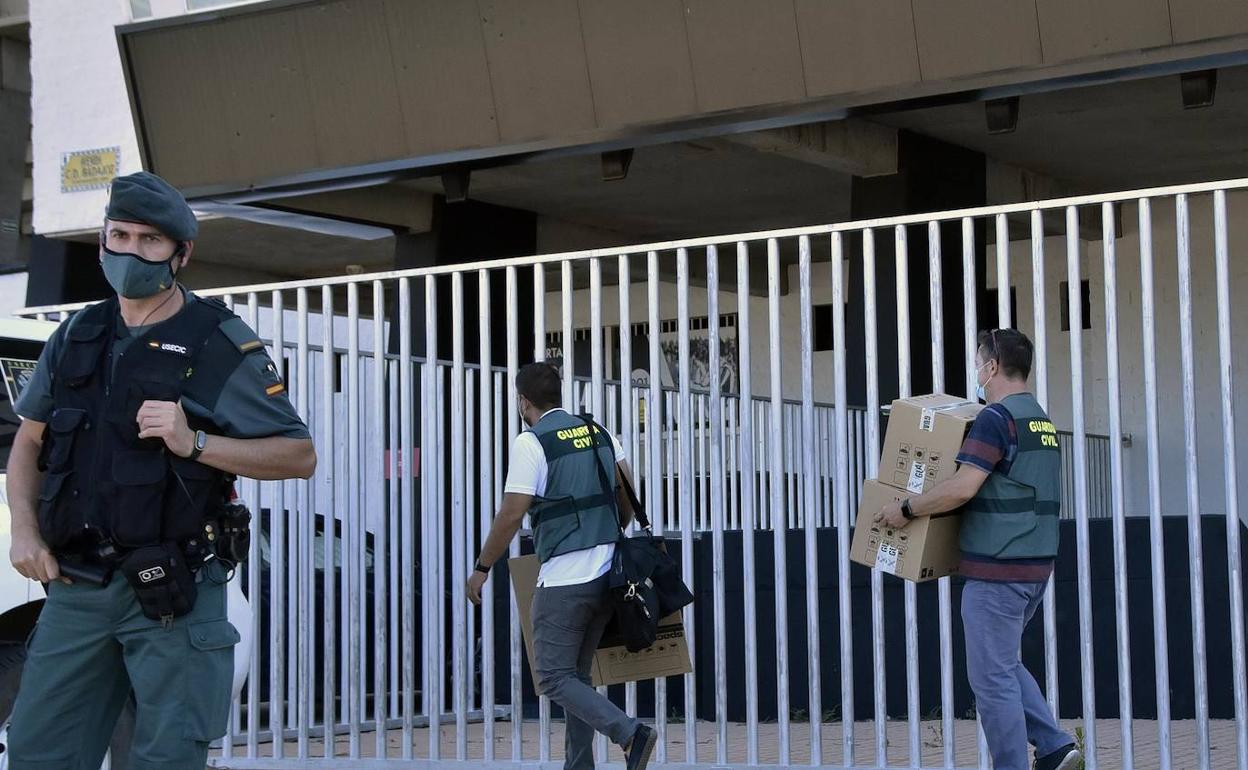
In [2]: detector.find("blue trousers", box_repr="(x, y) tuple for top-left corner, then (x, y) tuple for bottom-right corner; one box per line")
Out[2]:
(961, 579), (1072, 770)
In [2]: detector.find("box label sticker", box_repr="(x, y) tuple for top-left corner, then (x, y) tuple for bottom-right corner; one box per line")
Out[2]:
(907, 461), (927, 493)
(919, 407), (936, 432)
(876, 542), (900, 574)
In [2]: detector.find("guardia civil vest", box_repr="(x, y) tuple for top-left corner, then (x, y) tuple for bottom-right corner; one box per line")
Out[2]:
(959, 393), (1062, 560)
(37, 295), (246, 554)
(527, 410), (621, 563)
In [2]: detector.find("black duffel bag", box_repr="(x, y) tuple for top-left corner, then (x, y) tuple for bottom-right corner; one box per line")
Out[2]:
(582, 415), (694, 652)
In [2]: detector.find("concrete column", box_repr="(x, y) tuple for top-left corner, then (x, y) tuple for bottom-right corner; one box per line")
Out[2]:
(847, 130), (987, 408)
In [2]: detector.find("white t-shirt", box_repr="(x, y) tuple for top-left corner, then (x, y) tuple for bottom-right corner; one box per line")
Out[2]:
(504, 409), (624, 587)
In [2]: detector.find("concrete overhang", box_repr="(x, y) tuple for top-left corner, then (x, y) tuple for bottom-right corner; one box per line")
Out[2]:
(116, 0), (1248, 214)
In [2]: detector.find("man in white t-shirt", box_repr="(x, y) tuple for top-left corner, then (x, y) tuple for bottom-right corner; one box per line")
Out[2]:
(467, 362), (657, 770)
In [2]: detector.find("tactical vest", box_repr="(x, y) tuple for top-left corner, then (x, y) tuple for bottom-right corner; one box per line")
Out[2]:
(37, 295), (241, 554)
(527, 411), (621, 563)
(959, 393), (1062, 560)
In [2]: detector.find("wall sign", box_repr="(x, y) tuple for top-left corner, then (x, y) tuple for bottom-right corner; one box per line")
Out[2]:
(60, 146), (120, 193)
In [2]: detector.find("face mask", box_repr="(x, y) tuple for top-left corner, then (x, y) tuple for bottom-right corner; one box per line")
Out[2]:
(100, 245), (181, 299)
(975, 363), (995, 402)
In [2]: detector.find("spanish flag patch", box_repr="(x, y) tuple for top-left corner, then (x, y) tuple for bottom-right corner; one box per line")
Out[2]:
(265, 383), (285, 396)
(239, 340), (264, 352)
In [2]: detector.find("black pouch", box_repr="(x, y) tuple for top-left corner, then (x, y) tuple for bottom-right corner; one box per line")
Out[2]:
(119, 542), (198, 628)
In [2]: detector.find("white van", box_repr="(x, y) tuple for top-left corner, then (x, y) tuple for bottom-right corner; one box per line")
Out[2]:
(0, 317), (253, 768)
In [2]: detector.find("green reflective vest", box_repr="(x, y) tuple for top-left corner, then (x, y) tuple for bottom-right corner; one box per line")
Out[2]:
(528, 410), (621, 563)
(959, 393), (1062, 560)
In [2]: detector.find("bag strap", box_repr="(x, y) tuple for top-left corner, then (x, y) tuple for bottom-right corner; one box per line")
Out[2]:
(579, 414), (652, 533)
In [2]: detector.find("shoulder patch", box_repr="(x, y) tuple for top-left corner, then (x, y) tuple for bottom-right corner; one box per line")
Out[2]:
(218, 316), (267, 355)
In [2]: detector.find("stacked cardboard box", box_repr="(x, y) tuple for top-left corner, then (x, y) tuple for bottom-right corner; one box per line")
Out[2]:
(850, 394), (982, 582)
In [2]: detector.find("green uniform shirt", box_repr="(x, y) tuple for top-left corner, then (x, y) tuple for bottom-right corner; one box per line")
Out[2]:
(14, 289), (309, 440)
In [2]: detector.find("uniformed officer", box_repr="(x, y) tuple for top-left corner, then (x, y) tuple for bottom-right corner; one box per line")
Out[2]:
(873, 329), (1079, 770)
(468, 362), (657, 770)
(4, 171), (316, 769)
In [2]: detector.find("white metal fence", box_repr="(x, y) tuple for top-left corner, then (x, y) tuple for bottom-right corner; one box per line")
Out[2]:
(20, 177), (1248, 769)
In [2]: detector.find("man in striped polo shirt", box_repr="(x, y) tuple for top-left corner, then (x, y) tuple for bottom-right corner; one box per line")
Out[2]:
(875, 328), (1079, 770)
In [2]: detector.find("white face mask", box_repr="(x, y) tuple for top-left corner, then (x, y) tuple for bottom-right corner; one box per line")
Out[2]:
(975, 361), (995, 402)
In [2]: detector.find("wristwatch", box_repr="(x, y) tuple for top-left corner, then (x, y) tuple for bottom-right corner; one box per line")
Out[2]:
(188, 429), (208, 462)
(474, 560), (490, 575)
(901, 498), (915, 520)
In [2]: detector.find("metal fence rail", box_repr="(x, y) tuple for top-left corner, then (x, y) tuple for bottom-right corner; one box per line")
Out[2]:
(18, 175), (1248, 769)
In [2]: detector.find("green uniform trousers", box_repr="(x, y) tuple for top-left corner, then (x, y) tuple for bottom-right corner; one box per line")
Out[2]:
(7, 561), (240, 770)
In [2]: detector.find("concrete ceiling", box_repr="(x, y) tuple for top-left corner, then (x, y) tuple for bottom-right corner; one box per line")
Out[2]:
(875, 64), (1248, 193)
(401, 139), (855, 242)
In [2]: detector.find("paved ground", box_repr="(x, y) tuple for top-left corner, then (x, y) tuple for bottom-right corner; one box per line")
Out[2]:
(213, 718), (1242, 768)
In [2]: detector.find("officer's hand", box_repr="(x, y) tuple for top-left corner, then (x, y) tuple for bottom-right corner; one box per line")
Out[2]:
(467, 570), (488, 606)
(873, 501), (910, 530)
(10, 528), (65, 584)
(136, 399), (195, 457)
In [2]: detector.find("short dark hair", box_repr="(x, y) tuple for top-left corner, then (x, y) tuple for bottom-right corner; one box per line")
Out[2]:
(516, 362), (562, 410)
(977, 328), (1033, 381)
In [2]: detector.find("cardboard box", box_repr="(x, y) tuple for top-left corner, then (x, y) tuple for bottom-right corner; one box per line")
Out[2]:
(850, 479), (963, 582)
(509, 554), (693, 688)
(880, 394), (982, 494)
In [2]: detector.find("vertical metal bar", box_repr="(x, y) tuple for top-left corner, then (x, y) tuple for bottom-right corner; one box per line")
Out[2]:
(562, 260), (574, 405)
(708, 245), (730, 765)
(296, 288), (312, 759)
(863, 229), (887, 768)
(451, 273), (468, 761)
(798, 235), (823, 765)
(895, 225), (921, 770)
(733, 242), (760, 764)
(1213, 189), (1248, 770)
(618, 253), (639, 727)
(346, 282), (362, 758)
(541, 262), (558, 764)
(371, 281), (388, 760)
(510, 266), (525, 761)
(961, 218), (988, 769)
(677, 247), (699, 764)
(1066, 205), (1098, 769)
(930, 220), (956, 770)
(831, 232), (855, 768)
(1177, 194), (1211, 770)
(399, 278), (414, 760)
(1032, 208), (1060, 721)
(647, 251), (669, 763)
(269, 290), (287, 759)
(478, 269), (496, 761)
(244, 294), (261, 760)
(766, 239), (791, 765)
(589, 257), (609, 765)
(424, 275), (442, 761)
(390, 359), (400, 722)
(996, 212), (1011, 326)
(465, 368), (476, 722)
(320, 286), (337, 759)
(223, 293), (235, 763)
(1101, 202), (1135, 770)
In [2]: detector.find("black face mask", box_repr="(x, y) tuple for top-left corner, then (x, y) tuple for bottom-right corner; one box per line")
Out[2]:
(99, 243), (184, 299)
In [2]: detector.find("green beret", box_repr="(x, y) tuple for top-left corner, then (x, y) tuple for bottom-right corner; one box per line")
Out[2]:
(105, 171), (198, 241)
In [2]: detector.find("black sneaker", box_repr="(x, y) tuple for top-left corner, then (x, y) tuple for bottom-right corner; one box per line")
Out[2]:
(1034, 744), (1082, 770)
(626, 724), (657, 770)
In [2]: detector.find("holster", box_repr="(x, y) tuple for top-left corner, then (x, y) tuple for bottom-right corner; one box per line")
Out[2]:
(207, 500), (251, 568)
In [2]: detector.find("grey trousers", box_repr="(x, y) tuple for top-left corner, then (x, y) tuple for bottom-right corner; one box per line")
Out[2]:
(532, 573), (640, 770)
(962, 579), (1072, 770)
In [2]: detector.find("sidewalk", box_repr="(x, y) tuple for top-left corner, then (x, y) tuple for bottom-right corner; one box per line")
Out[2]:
(231, 718), (1240, 768)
